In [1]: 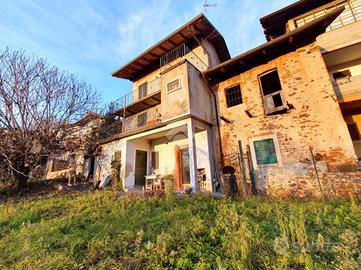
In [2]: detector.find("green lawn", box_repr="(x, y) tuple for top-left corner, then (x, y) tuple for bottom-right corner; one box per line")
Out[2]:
(0, 192), (360, 270)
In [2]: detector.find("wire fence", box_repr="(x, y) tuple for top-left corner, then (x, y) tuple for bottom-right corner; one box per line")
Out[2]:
(221, 145), (340, 197)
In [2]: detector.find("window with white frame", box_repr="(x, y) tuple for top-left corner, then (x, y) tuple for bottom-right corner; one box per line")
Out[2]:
(253, 138), (278, 165)
(250, 134), (281, 168)
(167, 77), (181, 93)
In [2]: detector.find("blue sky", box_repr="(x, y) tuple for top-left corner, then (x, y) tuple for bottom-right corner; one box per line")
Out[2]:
(0, 0), (294, 106)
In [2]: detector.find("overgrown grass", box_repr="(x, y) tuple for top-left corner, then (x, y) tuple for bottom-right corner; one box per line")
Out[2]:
(0, 192), (360, 269)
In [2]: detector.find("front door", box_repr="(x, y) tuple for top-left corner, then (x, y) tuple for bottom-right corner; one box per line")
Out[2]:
(175, 146), (190, 189)
(180, 148), (191, 186)
(135, 150), (147, 186)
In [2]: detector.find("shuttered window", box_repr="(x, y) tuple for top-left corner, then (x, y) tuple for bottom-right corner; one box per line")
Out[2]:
(259, 69), (287, 115)
(253, 138), (278, 165)
(138, 82), (148, 99)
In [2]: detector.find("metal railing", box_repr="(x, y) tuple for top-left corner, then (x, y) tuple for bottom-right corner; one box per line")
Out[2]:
(160, 43), (208, 72)
(333, 74), (361, 101)
(295, 0), (361, 31)
(110, 77), (161, 113)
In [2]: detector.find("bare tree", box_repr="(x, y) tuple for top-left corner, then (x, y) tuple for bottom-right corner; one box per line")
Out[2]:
(0, 48), (99, 186)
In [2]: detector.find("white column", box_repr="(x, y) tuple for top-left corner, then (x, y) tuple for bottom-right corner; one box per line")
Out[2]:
(187, 119), (199, 192)
(206, 127), (216, 191)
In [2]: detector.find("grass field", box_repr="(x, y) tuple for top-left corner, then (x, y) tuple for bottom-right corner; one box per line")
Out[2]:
(0, 191), (360, 269)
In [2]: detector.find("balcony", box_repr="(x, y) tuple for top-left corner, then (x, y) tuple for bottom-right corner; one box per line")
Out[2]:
(333, 74), (361, 102)
(123, 106), (162, 133)
(160, 43), (208, 73)
(112, 77), (161, 118)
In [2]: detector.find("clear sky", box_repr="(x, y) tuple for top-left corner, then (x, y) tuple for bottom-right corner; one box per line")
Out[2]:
(0, 0), (294, 106)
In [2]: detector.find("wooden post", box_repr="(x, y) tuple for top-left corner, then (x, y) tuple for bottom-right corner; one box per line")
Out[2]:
(310, 146), (323, 197)
(246, 144), (257, 195)
(238, 140), (247, 196)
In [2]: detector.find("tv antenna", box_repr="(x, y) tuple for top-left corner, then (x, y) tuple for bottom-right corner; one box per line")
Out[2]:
(203, 0), (217, 12)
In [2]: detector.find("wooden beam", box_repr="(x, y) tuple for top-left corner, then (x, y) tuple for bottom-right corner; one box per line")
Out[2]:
(141, 101), (151, 107)
(178, 32), (188, 41)
(158, 45), (168, 52)
(168, 39), (178, 46)
(151, 96), (161, 102)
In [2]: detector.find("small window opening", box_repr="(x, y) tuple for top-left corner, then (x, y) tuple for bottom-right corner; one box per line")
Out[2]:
(137, 112), (147, 128)
(259, 69), (287, 115)
(272, 93), (283, 108)
(225, 85), (243, 108)
(332, 70), (351, 80)
(167, 78), (181, 93)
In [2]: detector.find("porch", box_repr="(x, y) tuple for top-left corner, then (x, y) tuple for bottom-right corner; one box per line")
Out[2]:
(122, 118), (215, 192)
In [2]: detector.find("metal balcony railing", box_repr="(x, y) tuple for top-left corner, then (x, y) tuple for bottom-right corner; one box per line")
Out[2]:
(110, 77), (161, 113)
(160, 43), (208, 72)
(295, 0), (361, 31)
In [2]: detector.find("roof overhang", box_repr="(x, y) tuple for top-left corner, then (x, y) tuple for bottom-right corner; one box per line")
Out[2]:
(260, 0), (333, 41)
(203, 7), (344, 85)
(112, 13), (230, 81)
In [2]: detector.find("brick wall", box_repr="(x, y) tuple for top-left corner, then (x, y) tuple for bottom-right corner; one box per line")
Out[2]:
(215, 42), (361, 198)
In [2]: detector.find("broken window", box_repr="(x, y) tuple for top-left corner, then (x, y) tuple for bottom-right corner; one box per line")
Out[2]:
(138, 82), (148, 99)
(167, 78), (181, 93)
(259, 69), (287, 115)
(151, 151), (159, 170)
(332, 69), (351, 80)
(347, 123), (360, 140)
(137, 112), (147, 128)
(225, 85), (243, 108)
(253, 138), (278, 165)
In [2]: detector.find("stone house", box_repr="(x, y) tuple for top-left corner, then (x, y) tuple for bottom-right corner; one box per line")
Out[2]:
(204, 6), (361, 196)
(46, 112), (103, 181)
(261, 0), (361, 160)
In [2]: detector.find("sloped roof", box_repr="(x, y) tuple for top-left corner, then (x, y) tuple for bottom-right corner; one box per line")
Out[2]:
(112, 13), (230, 81)
(203, 7), (344, 85)
(260, 0), (333, 41)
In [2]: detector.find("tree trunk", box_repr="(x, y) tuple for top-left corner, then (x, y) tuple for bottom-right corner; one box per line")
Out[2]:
(13, 166), (30, 188)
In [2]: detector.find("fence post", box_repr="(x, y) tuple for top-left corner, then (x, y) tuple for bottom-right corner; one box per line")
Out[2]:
(309, 146), (323, 197)
(246, 144), (257, 195)
(238, 140), (247, 196)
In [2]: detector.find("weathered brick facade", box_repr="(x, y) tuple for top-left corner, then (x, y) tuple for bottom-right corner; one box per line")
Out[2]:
(215, 43), (361, 198)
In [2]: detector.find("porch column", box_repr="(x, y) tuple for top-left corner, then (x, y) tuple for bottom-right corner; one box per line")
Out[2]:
(187, 119), (199, 192)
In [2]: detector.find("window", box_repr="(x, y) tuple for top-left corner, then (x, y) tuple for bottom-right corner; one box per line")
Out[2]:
(259, 69), (287, 115)
(137, 112), (147, 128)
(253, 138), (278, 165)
(332, 70), (351, 80)
(167, 78), (181, 93)
(151, 151), (159, 170)
(225, 85), (243, 107)
(138, 82), (147, 99)
(347, 123), (360, 140)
